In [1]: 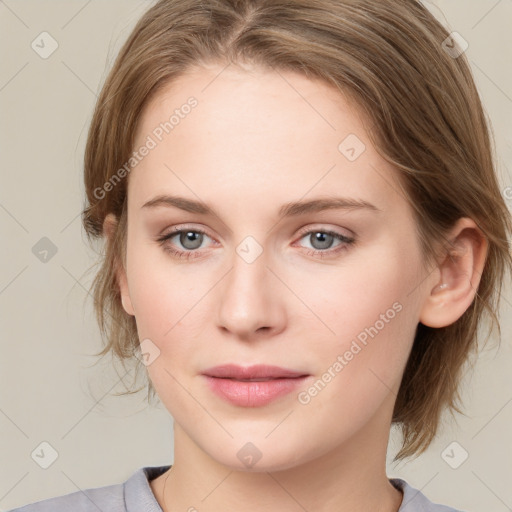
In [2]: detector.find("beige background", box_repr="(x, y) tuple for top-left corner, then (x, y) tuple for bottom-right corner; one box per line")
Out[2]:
(1, 0), (511, 510)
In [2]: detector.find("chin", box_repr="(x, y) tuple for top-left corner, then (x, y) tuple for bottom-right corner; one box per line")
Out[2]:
(200, 434), (318, 474)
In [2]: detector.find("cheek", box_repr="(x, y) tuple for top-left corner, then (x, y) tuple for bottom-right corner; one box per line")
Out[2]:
(296, 247), (407, 330)
(125, 241), (198, 335)
(293, 244), (419, 389)
(125, 245), (217, 392)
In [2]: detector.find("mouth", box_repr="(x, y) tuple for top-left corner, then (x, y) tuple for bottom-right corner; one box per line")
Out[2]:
(226, 377), (289, 382)
(202, 364), (311, 407)
(202, 364), (309, 380)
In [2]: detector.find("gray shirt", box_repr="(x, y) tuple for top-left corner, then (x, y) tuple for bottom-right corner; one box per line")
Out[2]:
(7, 465), (465, 511)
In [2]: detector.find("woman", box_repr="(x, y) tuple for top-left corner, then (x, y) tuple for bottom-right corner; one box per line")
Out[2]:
(10, 0), (511, 510)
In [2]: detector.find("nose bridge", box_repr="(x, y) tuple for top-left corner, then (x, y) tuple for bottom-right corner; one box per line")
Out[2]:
(225, 236), (271, 307)
(215, 235), (283, 337)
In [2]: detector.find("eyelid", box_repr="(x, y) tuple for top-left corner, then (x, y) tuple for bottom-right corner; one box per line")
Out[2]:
(294, 223), (353, 240)
(162, 224), (218, 242)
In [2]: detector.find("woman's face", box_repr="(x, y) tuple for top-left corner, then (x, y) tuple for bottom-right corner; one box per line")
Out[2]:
(117, 62), (434, 471)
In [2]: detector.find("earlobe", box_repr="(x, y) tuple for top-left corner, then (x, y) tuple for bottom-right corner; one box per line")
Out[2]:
(117, 266), (135, 316)
(103, 212), (117, 240)
(419, 218), (488, 329)
(103, 213), (135, 317)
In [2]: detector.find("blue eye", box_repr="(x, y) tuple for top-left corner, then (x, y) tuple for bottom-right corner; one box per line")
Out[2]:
(156, 227), (355, 260)
(172, 230), (205, 250)
(156, 227), (211, 260)
(296, 230), (355, 258)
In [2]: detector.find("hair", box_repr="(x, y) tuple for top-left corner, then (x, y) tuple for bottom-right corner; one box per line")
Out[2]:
(81, 0), (512, 461)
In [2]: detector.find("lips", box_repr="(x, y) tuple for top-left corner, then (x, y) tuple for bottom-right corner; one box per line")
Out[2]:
(202, 364), (310, 407)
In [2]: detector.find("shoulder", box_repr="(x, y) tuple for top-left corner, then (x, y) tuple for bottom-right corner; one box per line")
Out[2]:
(6, 466), (170, 512)
(6, 481), (125, 512)
(391, 478), (466, 512)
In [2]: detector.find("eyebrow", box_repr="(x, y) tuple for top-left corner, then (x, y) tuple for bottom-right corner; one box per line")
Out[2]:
(141, 194), (382, 218)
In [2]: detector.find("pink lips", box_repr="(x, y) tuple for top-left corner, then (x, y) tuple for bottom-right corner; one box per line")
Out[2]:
(202, 364), (310, 407)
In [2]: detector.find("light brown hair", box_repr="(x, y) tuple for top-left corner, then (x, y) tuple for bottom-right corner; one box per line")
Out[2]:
(81, 0), (512, 461)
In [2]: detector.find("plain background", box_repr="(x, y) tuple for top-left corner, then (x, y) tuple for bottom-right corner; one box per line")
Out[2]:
(1, 0), (511, 510)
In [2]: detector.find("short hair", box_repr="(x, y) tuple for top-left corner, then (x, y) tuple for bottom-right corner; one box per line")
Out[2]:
(81, 0), (512, 461)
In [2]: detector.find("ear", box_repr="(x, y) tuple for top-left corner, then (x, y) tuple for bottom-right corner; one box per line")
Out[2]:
(419, 217), (488, 328)
(103, 213), (135, 316)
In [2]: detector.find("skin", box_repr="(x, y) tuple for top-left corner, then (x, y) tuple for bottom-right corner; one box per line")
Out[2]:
(104, 61), (487, 512)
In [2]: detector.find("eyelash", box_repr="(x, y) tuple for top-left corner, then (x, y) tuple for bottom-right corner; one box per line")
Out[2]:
(156, 226), (356, 261)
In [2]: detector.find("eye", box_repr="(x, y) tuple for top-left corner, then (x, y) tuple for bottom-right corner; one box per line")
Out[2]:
(156, 225), (356, 261)
(295, 228), (355, 258)
(156, 227), (214, 260)
(172, 230), (206, 251)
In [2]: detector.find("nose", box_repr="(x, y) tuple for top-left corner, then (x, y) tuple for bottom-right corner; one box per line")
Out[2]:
(215, 244), (286, 341)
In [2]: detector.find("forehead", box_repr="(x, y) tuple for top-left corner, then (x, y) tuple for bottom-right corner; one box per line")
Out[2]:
(128, 63), (403, 215)
(135, 62), (368, 147)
